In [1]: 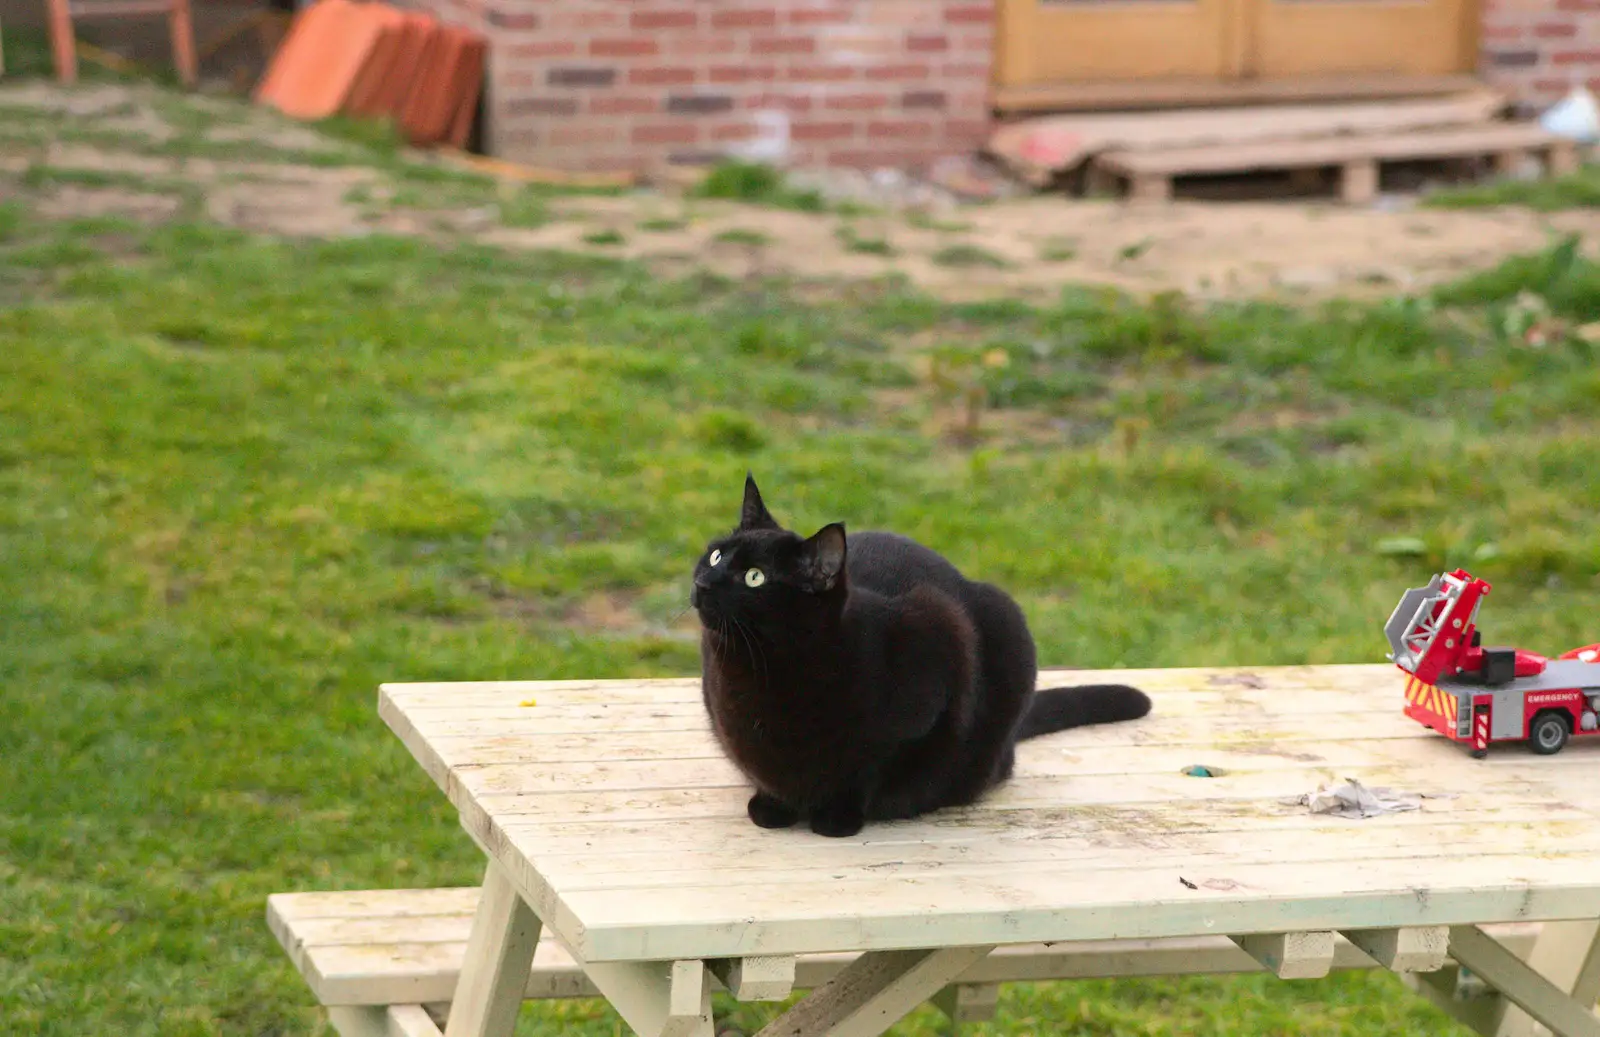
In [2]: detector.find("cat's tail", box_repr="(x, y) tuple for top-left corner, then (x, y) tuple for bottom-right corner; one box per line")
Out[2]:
(1015, 685), (1152, 740)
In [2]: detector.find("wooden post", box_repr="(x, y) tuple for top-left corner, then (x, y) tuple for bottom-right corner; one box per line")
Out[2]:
(1548, 141), (1580, 177)
(1232, 932), (1336, 980)
(443, 861), (543, 1037)
(1448, 926), (1600, 1037)
(46, 0), (78, 84)
(583, 959), (715, 1037)
(1343, 927), (1451, 973)
(169, 0), (198, 87)
(1340, 159), (1379, 204)
(1497, 920), (1600, 1037)
(933, 982), (1001, 1025)
(754, 946), (995, 1037)
(1407, 966), (1510, 1036)
(708, 956), (797, 1002)
(1128, 174), (1173, 205)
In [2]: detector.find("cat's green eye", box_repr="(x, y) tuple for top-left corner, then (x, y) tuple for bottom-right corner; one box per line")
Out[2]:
(744, 568), (765, 588)
(708, 549), (722, 566)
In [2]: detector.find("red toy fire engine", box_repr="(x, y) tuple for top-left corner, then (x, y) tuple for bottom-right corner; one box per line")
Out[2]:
(1384, 569), (1600, 757)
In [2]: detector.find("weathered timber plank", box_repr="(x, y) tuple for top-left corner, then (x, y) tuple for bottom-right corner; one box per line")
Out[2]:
(267, 887), (1543, 1008)
(1447, 926), (1600, 1037)
(559, 854), (1600, 962)
(1098, 124), (1564, 177)
(1342, 926), (1451, 973)
(1498, 919), (1600, 1037)
(707, 956), (796, 1001)
(1232, 932), (1336, 979)
(991, 73), (1487, 114)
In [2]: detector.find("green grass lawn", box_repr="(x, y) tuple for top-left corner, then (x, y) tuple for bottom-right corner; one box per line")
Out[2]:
(3, 184), (1600, 1037)
(1423, 162), (1600, 212)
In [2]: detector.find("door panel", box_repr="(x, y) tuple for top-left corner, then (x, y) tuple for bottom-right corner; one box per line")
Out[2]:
(1249, 0), (1474, 79)
(995, 0), (1239, 88)
(994, 0), (1475, 91)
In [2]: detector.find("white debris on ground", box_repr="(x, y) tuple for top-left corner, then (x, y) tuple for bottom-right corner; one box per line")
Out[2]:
(785, 154), (1028, 212)
(1290, 777), (1449, 819)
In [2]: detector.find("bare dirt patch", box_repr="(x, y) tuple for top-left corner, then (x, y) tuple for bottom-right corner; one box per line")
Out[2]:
(203, 121), (351, 154)
(547, 194), (1600, 303)
(204, 179), (369, 237)
(45, 142), (179, 177)
(4, 79), (1597, 302)
(0, 82), (138, 118)
(34, 186), (182, 223)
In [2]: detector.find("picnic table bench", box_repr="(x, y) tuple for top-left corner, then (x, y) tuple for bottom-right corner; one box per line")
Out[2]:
(269, 664), (1600, 1037)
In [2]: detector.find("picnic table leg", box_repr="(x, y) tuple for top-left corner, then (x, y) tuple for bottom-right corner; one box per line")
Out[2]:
(1495, 920), (1600, 1037)
(442, 860), (543, 1037)
(1446, 926), (1600, 1037)
(582, 958), (715, 1037)
(752, 945), (995, 1037)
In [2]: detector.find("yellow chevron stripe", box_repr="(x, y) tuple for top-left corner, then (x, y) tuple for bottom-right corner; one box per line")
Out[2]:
(1403, 676), (1457, 722)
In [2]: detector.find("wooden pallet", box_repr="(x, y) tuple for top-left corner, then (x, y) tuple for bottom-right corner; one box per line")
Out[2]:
(993, 73), (1487, 116)
(1092, 122), (1581, 204)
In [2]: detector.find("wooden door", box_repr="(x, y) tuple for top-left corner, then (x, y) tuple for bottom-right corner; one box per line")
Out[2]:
(1248, 0), (1476, 79)
(994, 0), (1477, 101)
(993, 0), (1241, 89)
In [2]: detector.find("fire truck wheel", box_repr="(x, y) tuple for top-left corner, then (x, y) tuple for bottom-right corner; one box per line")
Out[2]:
(1529, 711), (1571, 755)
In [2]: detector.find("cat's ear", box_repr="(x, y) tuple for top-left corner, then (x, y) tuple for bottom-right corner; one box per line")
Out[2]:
(800, 523), (847, 591)
(740, 472), (779, 530)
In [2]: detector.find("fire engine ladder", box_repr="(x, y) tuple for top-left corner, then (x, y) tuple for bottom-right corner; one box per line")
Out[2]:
(1385, 572), (1473, 674)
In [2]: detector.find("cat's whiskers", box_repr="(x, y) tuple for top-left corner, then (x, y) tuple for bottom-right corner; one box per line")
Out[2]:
(731, 615), (770, 689)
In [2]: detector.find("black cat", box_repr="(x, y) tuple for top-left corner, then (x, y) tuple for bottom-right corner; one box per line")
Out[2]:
(690, 475), (1152, 838)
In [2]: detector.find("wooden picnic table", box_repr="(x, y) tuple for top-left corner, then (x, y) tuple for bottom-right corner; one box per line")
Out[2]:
(378, 664), (1600, 1037)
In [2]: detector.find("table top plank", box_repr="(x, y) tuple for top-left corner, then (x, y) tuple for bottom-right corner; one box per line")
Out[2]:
(556, 854), (1600, 961)
(382, 665), (1398, 708)
(443, 736), (1594, 799)
(520, 820), (1600, 896)
(380, 665), (1600, 964)
(476, 787), (1587, 832)
(394, 690), (1375, 721)
(423, 728), (1444, 770)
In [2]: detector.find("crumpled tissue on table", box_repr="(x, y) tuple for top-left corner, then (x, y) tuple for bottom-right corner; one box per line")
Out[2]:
(1292, 777), (1426, 819)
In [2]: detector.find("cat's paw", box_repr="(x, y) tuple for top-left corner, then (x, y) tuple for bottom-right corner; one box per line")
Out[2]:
(809, 807), (865, 839)
(747, 792), (800, 829)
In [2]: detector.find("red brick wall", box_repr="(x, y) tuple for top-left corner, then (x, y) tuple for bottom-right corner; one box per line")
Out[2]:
(446, 0), (996, 173)
(1481, 0), (1600, 111)
(405, 0), (1600, 173)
